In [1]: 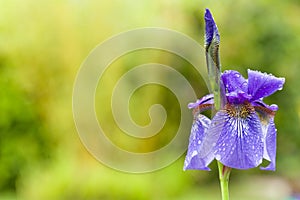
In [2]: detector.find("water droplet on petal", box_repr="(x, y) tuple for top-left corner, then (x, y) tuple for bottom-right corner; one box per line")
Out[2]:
(197, 140), (201, 145)
(215, 154), (221, 160)
(191, 150), (197, 157)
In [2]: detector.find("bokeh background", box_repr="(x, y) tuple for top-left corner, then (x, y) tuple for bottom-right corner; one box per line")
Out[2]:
(1, 0), (300, 199)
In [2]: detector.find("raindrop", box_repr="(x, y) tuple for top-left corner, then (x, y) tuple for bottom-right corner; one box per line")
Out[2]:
(215, 154), (221, 160)
(191, 150), (197, 157)
(197, 140), (201, 145)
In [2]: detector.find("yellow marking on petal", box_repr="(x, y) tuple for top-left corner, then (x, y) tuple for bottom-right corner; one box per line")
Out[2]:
(225, 102), (254, 119)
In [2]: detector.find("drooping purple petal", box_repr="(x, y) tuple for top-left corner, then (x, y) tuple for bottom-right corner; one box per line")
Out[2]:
(253, 102), (277, 171)
(184, 114), (213, 170)
(198, 110), (225, 159)
(188, 94), (214, 109)
(211, 107), (264, 169)
(251, 100), (277, 171)
(204, 9), (220, 46)
(221, 70), (248, 93)
(247, 69), (285, 101)
(260, 117), (277, 171)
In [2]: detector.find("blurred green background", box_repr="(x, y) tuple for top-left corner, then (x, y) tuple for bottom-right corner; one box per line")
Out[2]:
(1, 0), (300, 199)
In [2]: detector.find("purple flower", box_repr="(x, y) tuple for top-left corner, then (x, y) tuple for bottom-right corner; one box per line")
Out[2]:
(184, 69), (285, 171)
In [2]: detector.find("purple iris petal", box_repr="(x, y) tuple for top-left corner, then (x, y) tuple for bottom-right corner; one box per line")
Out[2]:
(198, 110), (225, 161)
(226, 90), (251, 104)
(260, 117), (277, 171)
(221, 70), (248, 93)
(247, 69), (285, 101)
(204, 9), (220, 45)
(252, 100), (277, 170)
(188, 94), (214, 109)
(210, 106), (263, 169)
(184, 114), (213, 170)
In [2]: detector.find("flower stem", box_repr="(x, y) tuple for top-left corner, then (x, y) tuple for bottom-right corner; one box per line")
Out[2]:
(217, 161), (231, 200)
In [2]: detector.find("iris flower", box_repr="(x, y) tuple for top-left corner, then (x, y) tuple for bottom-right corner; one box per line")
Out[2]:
(183, 9), (285, 171)
(184, 70), (285, 171)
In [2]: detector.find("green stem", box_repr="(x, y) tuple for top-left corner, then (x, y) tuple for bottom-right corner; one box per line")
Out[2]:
(217, 161), (231, 200)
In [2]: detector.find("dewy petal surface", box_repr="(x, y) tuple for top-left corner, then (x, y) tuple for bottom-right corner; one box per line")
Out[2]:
(184, 114), (213, 170)
(247, 69), (285, 100)
(221, 70), (248, 93)
(199, 111), (226, 159)
(211, 108), (264, 169)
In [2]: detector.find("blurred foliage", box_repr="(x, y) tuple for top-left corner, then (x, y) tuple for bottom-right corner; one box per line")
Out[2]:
(1, 0), (300, 200)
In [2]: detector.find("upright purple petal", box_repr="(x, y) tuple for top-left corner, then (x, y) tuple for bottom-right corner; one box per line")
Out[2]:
(226, 90), (251, 104)
(204, 9), (220, 46)
(221, 70), (248, 93)
(184, 114), (214, 170)
(247, 69), (285, 100)
(211, 107), (264, 169)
